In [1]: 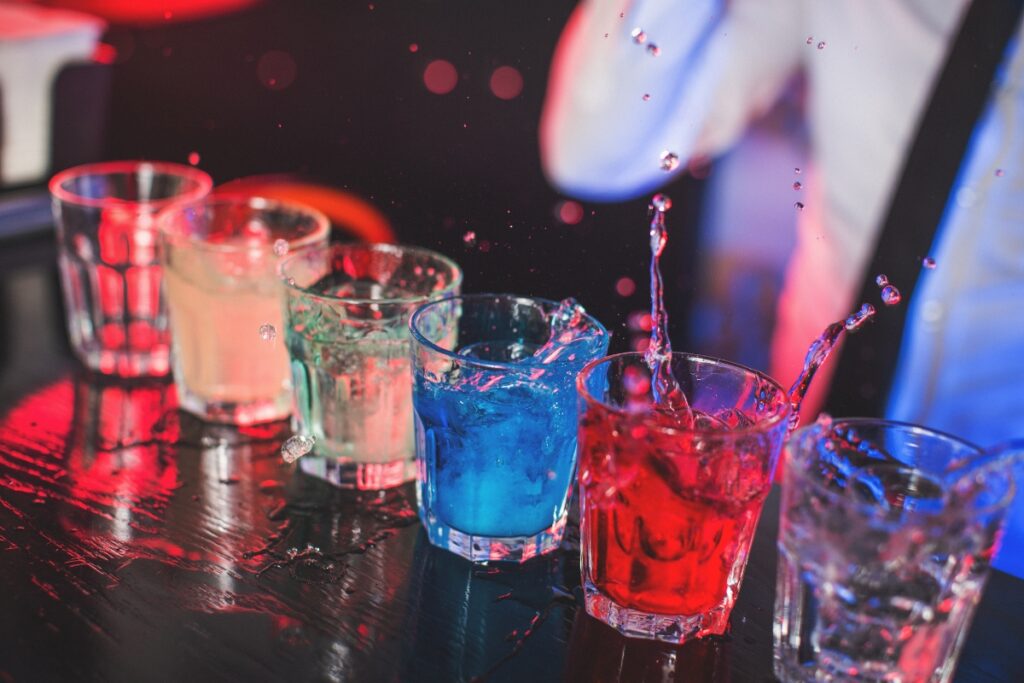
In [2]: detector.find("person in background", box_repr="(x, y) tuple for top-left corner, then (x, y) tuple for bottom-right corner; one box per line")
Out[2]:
(539, 0), (1024, 574)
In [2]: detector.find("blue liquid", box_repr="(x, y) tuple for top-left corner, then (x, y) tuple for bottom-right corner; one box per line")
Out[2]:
(414, 339), (602, 538)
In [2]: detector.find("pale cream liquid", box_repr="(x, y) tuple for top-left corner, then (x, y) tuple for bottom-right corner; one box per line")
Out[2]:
(164, 253), (290, 405)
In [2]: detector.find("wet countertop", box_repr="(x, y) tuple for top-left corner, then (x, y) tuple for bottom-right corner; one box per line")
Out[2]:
(1, 234), (1023, 683)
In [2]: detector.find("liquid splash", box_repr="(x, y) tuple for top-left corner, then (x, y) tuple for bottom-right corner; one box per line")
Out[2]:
(644, 195), (694, 426)
(880, 285), (901, 306)
(259, 323), (277, 341)
(533, 298), (589, 364)
(659, 151), (680, 172)
(787, 303), (877, 430)
(281, 435), (315, 463)
(631, 28), (647, 44)
(922, 257), (937, 269)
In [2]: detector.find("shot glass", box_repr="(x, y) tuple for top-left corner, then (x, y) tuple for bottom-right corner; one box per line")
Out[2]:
(159, 197), (330, 424)
(410, 294), (610, 563)
(775, 418), (1021, 683)
(280, 243), (462, 489)
(50, 161), (213, 377)
(576, 352), (791, 643)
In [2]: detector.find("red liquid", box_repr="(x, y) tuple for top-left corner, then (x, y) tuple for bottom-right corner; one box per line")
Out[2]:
(579, 408), (772, 616)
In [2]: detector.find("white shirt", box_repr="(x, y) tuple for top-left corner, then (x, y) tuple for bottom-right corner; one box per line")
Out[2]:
(540, 0), (1024, 575)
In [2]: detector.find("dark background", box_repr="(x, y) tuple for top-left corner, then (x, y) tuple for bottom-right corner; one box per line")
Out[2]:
(80, 0), (704, 352)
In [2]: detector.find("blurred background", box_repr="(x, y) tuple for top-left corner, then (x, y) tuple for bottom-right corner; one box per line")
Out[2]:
(0, 0), (804, 400)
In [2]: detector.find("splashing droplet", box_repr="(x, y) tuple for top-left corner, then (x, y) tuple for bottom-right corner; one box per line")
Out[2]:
(922, 257), (936, 269)
(631, 28), (647, 44)
(646, 44), (661, 57)
(880, 285), (901, 306)
(844, 303), (876, 332)
(651, 194), (672, 212)
(875, 273), (888, 287)
(794, 167), (801, 174)
(273, 239), (289, 257)
(462, 231), (477, 247)
(995, 168), (1005, 177)
(817, 41), (826, 50)
(642, 93), (651, 101)
(282, 435), (315, 463)
(793, 181), (802, 191)
(806, 36), (814, 45)
(659, 151), (680, 172)
(259, 323), (277, 341)
(794, 201), (804, 211)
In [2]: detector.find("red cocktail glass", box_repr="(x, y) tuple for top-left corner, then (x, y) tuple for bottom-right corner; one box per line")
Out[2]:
(576, 352), (790, 643)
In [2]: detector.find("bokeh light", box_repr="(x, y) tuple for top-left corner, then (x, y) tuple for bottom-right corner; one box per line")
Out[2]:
(555, 200), (584, 225)
(489, 66), (524, 100)
(257, 50), (297, 91)
(423, 60), (458, 95)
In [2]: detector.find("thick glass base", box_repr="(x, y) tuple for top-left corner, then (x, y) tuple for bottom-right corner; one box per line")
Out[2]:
(419, 511), (566, 563)
(177, 386), (290, 426)
(299, 455), (415, 490)
(583, 582), (731, 644)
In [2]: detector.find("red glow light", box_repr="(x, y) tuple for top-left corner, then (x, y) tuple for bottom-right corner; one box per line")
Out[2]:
(556, 200), (584, 225)
(423, 60), (458, 95)
(489, 66), (524, 100)
(257, 50), (297, 91)
(615, 277), (636, 297)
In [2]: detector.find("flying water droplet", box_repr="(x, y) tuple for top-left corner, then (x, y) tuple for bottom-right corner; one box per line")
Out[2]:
(806, 36), (814, 45)
(631, 28), (647, 44)
(273, 239), (289, 257)
(642, 93), (651, 101)
(463, 231), (477, 247)
(793, 181), (802, 191)
(922, 257), (936, 269)
(282, 435), (315, 463)
(794, 167), (801, 174)
(817, 41), (826, 50)
(844, 303), (876, 332)
(646, 44), (661, 57)
(259, 323), (277, 341)
(794, 201), (804, 211)
(651, 194), (672, 212)
(875, 273), (888, 287)
(995, 168), (1005, 177)
(880, 285), (901, 306)
(659, 151), (680, 172)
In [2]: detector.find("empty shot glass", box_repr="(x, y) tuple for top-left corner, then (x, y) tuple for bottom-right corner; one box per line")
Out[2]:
(411, 294), (610, 563)
(280, 243), (462, 489)
(775, 418), (1021, 683)
(50, 161), (213, 377)
(159, 197), (330, 424)
(576, 352), (791, 643)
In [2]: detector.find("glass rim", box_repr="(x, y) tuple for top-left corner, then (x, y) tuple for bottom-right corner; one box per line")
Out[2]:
(49, 160), (213, 210)
(279, 242), (463, 306)
(787, 417), (1015, 516)
(575, 351), (792, 436)
(409, 293), (610, 372)
(157, 195), (331, 254)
